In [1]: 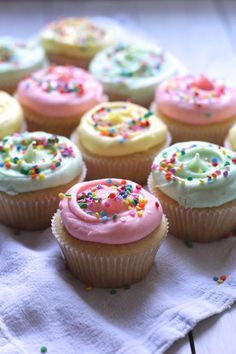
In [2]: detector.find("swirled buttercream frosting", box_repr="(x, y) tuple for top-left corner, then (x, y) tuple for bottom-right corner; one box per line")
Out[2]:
(78, 102), (167, 156)
(156, 75), (236, 125)
(0, 131), (83, 194)
(59, 178), (163, 244)
(17, 65), (106, 117)
(151, 141), (236, 208)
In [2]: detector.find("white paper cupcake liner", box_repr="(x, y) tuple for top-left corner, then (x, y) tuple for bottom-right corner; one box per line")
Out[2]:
(148, 174), (236, 242)
(51, 210), (168, 288)
(70, 130), (172, 185)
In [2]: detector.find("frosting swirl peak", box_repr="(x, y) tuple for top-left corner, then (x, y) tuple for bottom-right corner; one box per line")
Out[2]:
(0, 131), (83, 194)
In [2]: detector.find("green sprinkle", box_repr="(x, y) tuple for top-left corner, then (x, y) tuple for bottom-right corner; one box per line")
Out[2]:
(41, 346), (47, 353)
(204, 112), (212, 118)
(20, 166), (29, 175)
(143, 111), (153, 118)
(187, 176), (193, 181)
(112, 213), (118, 220)
(79, 203), (87, 209)
(110, 289), (117, 295)
(184, 240), (193, 248)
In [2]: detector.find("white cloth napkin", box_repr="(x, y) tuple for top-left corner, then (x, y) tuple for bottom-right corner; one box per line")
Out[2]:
(1, 224), (236, 354)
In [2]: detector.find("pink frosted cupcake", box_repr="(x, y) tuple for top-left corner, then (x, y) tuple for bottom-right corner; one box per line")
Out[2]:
(52, 178), (168, 287)
(153, 75), (236, 144)
(16, 65), (107, 137)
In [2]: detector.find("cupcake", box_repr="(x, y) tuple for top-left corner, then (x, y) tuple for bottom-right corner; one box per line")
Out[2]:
(224, 123), (236, 151)
(153, 75), (236, 144)
(148, 141), (236, 242)
(0, 91), (24, 139)
(89, 43), (185, 107)
(0, 131), (86, 230)
(40, 17), (117, 68)
(0, 37), (45, 94)
(71, 101), (171, 184)
(52, 178), (168, 287)
(16, 65), (106, 137)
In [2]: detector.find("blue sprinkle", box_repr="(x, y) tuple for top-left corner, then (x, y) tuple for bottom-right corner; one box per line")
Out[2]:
(102, 216), (108, 222)
(119, 137), (125, 144)
(100, 210), (107, 217)
(0, 162), (4, 167)
(213, 276), (218, 281)
(107, 178), (112, 184)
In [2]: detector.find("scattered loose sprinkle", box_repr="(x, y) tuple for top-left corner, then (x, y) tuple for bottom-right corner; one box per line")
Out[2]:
(213, 275), (227, 284)
(40, 346), (47, 353)
(184, 240), (193, 248)
(110, 289), (117, 295)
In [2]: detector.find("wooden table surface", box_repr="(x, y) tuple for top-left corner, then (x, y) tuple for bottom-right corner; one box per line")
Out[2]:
(1, 1), (236, 353)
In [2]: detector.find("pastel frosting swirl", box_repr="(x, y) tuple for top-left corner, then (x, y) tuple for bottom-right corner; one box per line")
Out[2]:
(59, 178), (163, 244)
(41, 17), (114, 58)
(17, 65), (106, 117)
(89, 43), (182, 105)
(0, 91), (24, 139)
(77, 102), (167, 156)
(0, 37), (45, 86)
(156, 75), (236, 125)
(151, 141), (236, 208)
(0, 131), (83, 195)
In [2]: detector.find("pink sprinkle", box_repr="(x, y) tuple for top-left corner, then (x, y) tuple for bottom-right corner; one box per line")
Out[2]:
(129, 210), (136, 217)
(104, 201), (110, 207)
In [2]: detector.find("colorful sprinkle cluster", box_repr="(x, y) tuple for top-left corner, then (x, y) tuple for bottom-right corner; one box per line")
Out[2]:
(76, 179), (158, 223)
(0, 133), (75, 181)
(164, 75), (226, 114)
(152, 143), (236, 185)
(91, 104), (153, 143)
(213, 275), (227, 284)
(103, 44), (165, 79)
(24, 65), (85, 95)
(47, 18), (106, 46)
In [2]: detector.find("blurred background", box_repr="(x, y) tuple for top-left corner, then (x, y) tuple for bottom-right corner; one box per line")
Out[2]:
(0, 0), (236, 82)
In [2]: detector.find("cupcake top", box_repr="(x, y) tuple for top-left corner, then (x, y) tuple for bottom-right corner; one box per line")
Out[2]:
(90, 43), (180, 89)
(77, 101), (167, 156)
(151, 141), (236, 208)
(156, 75), (236, 125)
(59, 178), (163, 244)
(0, 131), (83, 195)
(0, 37), (45, 87)
(17, 65), (106, 118)
(41, 17), (114, 58)
(0, 91), (24, 140)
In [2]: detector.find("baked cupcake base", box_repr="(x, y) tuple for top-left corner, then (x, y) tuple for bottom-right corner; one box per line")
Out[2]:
(0, 165), (86, 231)
(71, 131), (172, 185)
(22, 105), (84, 138)
(148, 174), (236, 242)
(46, 52), (90, 69)
(151, 103), (236, 145)
(52, 210), (168, 288)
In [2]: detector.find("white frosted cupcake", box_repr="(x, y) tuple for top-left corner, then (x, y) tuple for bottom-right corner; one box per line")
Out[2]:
(148, 141), (236, 242)
(89, 43), (185, 107)
(0, 91), (24, 140)
(0, 131), (86, 230)
(71, 101), (171, 184)
(0, 37), (45, 93)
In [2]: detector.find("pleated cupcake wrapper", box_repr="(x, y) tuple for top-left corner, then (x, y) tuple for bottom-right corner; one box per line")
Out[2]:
(147, 174), (236, 242)
(71, 131), (171, 185)
(0, 164), (87, 231)
(151, 102), (236, 145)
(51, 211), (168, 288)
(46, 53), (90, 69)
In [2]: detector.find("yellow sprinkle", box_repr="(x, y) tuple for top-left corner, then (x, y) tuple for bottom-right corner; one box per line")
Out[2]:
(85, 286), (93, 292)
(128, 206), (132, 210)
(176, 152), (181, 157)
(137, 211), (143, 217)
(217, 279), (223, 284)
(136, 206), (142, 211)
(4, 157), (10, 162)
(123, 200), (129, 205)
(95, 200), (99, 204)
(95, 212), (100, 219)
(199, 179), (205, 184)
(36, 144), (44, 150)
(17, 159), (22, 166)
(58, 193), (65, 199)
(222, 150), (226, 155)
(4, 147), (10, 153)
(39, 174), (45, 181)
